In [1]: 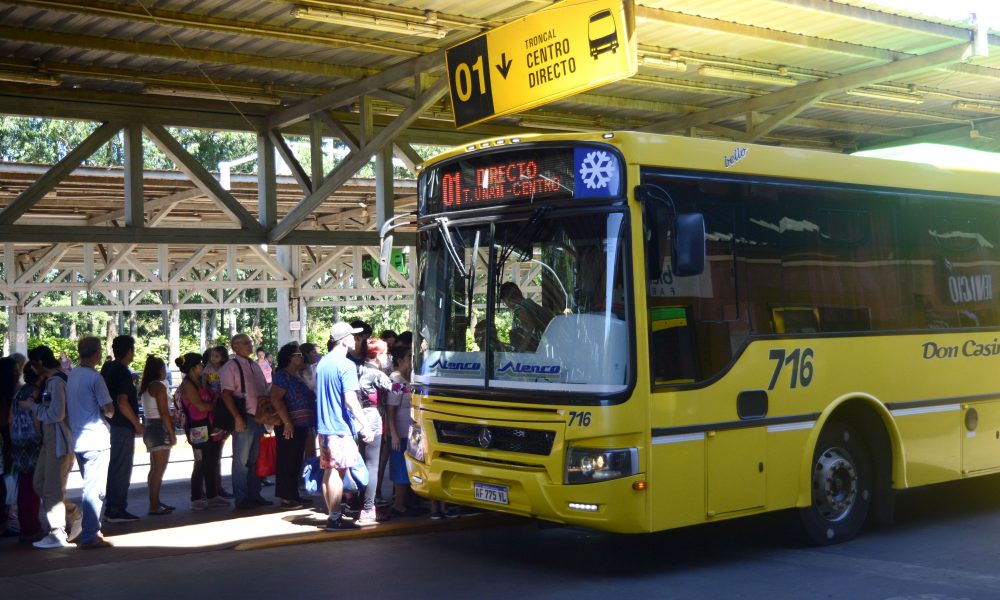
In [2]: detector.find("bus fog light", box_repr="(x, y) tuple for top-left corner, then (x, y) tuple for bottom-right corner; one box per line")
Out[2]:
(406, 425), (426, 463)
(568, 502), (599, 512)
(565, 447), (638, 484)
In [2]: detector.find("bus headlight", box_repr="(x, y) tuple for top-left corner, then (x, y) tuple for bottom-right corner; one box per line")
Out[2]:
(565, 447), (638, 484)
(406, 425), (426, 463)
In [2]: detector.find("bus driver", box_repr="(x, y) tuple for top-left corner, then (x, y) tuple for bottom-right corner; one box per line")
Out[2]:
(498, 282), (554, 352)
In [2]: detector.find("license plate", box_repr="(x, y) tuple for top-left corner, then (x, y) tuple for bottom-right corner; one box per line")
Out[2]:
(474, 482), (509, 505)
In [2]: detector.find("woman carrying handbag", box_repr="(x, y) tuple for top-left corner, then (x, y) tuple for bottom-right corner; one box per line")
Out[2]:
(175, 353), (228, 511)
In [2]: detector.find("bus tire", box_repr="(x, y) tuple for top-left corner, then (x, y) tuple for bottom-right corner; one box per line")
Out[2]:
(798, 421), (872, 545)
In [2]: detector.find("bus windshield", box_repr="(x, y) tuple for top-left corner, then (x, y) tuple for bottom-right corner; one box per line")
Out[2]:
(414, 209), (631, 399)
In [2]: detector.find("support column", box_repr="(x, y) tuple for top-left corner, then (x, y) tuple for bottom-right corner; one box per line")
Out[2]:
(168, 296), (180, 385)
(13, 306), (27, 356)
(277, 245), (303, 347)
(376, 144), (394, 232)
(258, 130), (278, 230)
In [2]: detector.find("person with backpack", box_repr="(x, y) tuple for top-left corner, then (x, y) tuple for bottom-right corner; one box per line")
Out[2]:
(10, 363), (43, 543)
(24, 345), (81, 549)
(219, 333), (270, 509)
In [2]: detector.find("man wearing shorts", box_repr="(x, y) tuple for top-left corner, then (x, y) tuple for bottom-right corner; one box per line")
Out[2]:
(316, 322), (374, 530)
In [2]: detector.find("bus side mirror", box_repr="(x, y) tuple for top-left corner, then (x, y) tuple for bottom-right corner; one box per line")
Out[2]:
(378, 234), (394, 288)
(672, 213), (705, 276)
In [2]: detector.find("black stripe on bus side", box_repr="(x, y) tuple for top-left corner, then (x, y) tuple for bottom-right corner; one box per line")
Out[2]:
(651, 412), (821, 437)
(885, 393), (1000, 411)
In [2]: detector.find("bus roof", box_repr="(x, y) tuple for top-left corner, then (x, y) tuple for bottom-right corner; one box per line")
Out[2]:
(419, 131), (1000, 199)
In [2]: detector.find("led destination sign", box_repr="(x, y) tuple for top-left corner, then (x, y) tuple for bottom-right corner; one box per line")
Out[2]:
(420, 146), (622, 215)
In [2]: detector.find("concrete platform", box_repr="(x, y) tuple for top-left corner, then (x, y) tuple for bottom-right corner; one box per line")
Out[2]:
(2, 436), (519, 575)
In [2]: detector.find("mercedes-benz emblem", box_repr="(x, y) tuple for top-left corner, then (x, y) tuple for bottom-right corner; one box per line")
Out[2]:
(478, 427), (493, 449)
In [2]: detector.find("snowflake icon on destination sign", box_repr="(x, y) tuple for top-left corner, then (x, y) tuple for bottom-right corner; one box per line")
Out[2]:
(578, 150), (616, 189)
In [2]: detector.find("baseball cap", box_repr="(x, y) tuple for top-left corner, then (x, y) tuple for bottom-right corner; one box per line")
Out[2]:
(330, 321), (364, 344)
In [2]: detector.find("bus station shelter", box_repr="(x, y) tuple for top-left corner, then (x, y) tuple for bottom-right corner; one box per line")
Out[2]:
(1, 0), (1000, 357)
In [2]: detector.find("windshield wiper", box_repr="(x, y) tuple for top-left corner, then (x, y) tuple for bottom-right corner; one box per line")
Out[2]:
(467, 229), (481, 316)
(435, 216), (468, 279)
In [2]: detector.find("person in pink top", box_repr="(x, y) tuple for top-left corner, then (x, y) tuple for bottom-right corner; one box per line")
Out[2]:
(219, 333), (270, 509)
(175, 352), (228, 511)
(256, 347), (273, 385)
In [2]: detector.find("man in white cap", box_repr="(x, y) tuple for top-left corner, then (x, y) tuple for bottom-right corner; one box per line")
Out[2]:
(316, 322), (375, 530)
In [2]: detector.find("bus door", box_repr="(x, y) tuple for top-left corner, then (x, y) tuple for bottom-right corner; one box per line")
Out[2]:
(643, 174), (764, 522)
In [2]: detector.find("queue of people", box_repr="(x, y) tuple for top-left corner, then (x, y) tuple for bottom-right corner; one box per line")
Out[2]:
(0, 321), (441, 547)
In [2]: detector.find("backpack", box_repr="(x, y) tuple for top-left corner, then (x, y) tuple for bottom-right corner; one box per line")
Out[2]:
(170, 386), (187, 431)
(10, 385), (41, 446)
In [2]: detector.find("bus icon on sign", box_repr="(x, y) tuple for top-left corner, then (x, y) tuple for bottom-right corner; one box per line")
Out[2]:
(588, 9), (618, 58)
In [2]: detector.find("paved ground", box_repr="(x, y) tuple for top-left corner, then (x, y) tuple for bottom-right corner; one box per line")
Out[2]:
(2, 436), (506, 577)
(10, 441), (1000, 599)
(8, 476), (1000, 599)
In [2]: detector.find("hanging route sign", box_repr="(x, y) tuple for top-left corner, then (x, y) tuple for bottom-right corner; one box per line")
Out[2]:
(446, 0), (636, 129)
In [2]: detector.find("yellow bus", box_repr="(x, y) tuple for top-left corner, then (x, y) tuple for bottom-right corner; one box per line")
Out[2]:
(382, 131), (1000, 544)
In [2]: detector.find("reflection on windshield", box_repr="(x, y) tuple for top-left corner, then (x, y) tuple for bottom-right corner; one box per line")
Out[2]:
(414, 211), (630, 397)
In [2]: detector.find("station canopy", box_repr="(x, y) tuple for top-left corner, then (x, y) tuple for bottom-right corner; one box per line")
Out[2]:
(1, 0), (1000, 319)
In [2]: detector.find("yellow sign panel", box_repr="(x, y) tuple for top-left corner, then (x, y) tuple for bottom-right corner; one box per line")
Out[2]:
(446, 0), (636, 128)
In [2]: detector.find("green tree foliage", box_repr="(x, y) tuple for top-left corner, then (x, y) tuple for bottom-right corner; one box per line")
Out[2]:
(0, 116), (257, 172)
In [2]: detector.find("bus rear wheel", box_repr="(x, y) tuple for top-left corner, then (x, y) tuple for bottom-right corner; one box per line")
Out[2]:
(799, 422), (872, 545)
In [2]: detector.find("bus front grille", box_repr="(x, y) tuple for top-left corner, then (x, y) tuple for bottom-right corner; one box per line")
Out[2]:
(433, 421), (556, 456)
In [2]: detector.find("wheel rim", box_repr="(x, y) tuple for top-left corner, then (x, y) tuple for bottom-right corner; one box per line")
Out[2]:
(812, 446), (858, 522)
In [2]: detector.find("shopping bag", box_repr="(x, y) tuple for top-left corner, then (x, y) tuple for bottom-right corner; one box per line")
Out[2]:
(255, 434), (276, 478)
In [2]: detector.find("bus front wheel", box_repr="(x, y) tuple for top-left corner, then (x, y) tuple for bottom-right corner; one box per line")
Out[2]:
(799, 422), (872, 545)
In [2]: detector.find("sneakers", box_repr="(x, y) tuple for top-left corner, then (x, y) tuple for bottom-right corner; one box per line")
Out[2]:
(191, 499), (209, 511)
(67, 514), (83, 542)
(444, 506), (462, 519)
(356, 508), (378, 526)
(79, 536), (114, 549)
(207, 496), (230, 507)
(105, 510), (140, 523)
(429, 511), (444, 520)
(324, 516), (361, 531)
(33, 533), (72, 549)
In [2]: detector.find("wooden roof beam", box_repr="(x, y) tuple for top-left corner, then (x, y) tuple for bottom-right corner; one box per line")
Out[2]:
(15, 0), (434, 56)
(0, 25), (376, 81)
(641, 43), (973, 134)
(769, 0), (1000, 46)
(637, 6), (1000, 80)
(269, 77), (447, 242)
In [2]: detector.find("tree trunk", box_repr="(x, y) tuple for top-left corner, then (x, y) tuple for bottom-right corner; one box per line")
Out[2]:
(200, 309), (207, 349)
(69, 319), (77, 341)
(106, 318), (118, 355)
(208, 309), (217, 344)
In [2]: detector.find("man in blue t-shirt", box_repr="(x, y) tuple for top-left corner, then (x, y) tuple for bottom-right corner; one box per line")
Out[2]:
(66, 336), (114, 548)
(316, 322), (374, 530)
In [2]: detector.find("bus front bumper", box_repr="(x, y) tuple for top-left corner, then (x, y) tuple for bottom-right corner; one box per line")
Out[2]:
(406, 454), (649, 533)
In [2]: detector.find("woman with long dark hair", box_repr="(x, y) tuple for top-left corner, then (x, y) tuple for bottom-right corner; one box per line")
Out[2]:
(25, 345), (80, 548)
(269, 342), (316, 509)
(138, 355), (175, 515)
(176, 352), (227, 510)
